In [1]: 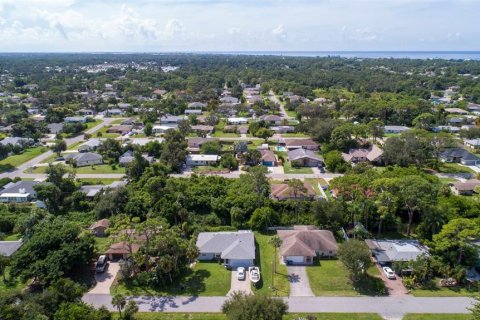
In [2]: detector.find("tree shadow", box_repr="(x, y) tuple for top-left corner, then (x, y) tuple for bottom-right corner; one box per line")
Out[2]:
(353, 275), (388, 296)
(0, 164), (15, 173)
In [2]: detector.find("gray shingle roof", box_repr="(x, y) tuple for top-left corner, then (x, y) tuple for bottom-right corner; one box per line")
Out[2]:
(287, 148), (322, 162)
(440, 148), (480, 162)
(0, 240), (23, 257)
(1, 181), (41, 197)
(196, 231), (255, 260)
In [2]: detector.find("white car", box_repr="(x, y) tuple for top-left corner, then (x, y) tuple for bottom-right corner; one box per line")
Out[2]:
(237, 267), (246, 280)
(383, 266), (396, 279)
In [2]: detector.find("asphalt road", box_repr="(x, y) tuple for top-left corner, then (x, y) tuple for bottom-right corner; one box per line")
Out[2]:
(82, 294), (474, 319)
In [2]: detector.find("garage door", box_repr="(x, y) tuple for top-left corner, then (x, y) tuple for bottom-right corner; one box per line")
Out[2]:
(286, 256), (305, 264)
(228, 259), (253, 268)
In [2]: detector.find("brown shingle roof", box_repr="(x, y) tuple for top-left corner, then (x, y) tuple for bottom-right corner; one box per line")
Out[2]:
(271, 182), (316, 201)
(105, 241), (140, 255)
(260, 149), (277, 162)
(277, 228), (338, 257)
(90, 219), (110, 230)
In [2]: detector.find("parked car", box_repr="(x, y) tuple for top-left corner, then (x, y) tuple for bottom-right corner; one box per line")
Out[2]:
(319, 167), (325, 173)
(55, 156), (65, 161)
(96, 255), (108, 273)
(237, 267), (246, 280)
(382, 266), (396, 279)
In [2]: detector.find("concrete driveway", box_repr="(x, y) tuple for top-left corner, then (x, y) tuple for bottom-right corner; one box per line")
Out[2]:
(376, 264), (408, 297)
(227, 269), (252, 296)
(88, 262), (120, 294)
(287, 266), (314, 297)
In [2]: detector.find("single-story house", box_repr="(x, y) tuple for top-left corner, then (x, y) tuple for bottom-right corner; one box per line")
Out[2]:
(186, 154), (220, 167)
(152, 125), (177, 134)
(90, 219), (110, 237)
(65, 116), (88, 123)
(447, 117), (465, 125)
(277, 226), (338, 265)
(220, 96), (240, 104)
(77, 108), (95, 116)
(106, 108), (125, 116)
(468, 103), (480, 114)
(260, 149), (278, 167)
(465, 139), (480, 150)
(119, 150), (154, 166)
(191, 125), (214, 134)
(260, 114), (282, 125)
(196, 231), (255, 268)
(0, 180), (42, 203)
(78, 139), (102, 152)
(118, 103), (131, 110)
(445, 108), (469, 115)
(80, 185), (104, 198)
(107, 125), (133, 135)
(439, 148), (480, 166)
(433, 125), (460, 133)
(271, 126), (295, 134)
(47, 123), (64, 135)
(0, 137), (34, 147)
(227, 117), (248, 125)
(281, 138), (319, 151)
(185, 109), (203, 115)
(0, 240), (23, 258)
(65, 152), (103, 167)
(188, 102), (207, 109)
(383, 125), (410, 134)
(287, 148), (323, 167)
(160, 115), (183, 124)
(105, 242), (140, 261)
(187, 137), (218, 152)
(451, 180), (480, 196)
(342, 145), (383, 164)
(365, 239), (429, 264)
(271, 182), (316, 201)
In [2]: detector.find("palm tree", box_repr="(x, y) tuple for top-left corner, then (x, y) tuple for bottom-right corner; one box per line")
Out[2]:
(269, 236), (282, 274)
(111, 293), (126, 318)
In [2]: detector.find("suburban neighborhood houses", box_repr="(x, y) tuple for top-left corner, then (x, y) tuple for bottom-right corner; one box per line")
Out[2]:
(1, 53), (480, 320)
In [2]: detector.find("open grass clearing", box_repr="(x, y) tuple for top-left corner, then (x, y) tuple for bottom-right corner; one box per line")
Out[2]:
(283, 160), (313, 174)
(29, 164), (126, 174)
(402, 315), (470, 320)
(411, 278), (477, 297)
(253, 232), (290, 296)
(92, 126), (121, 138)
(306, 260), (357, 296)
(112, 261), (231, 297)
(0, 146), (48, 173)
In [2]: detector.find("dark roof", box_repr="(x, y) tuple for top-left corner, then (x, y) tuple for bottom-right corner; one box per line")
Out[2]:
(440, 148), (480, 162)
(0, 240), (23, 257)
(1, 181), (42, 196)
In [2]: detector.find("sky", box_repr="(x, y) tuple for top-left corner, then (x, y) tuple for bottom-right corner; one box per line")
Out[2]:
(0, 0), (479, 52)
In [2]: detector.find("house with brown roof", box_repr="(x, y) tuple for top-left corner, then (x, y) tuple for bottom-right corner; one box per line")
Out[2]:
(186, 137), (218, 153)
(277, 226), (338, 265)
(271, 182), (316, 201)
(342, 144), (384, 165)
(281, 138), (319, 151)
(451, 180), (480, 196)
(107, 125), (133, 135)
(90, 219), (110, 237)
(260, 149), (278, 167)
(260, 114), (282, 125)
(105, 242), (140, 261)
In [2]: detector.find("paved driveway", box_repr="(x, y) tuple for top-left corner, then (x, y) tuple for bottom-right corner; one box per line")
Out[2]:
(227, 269), (252, 296)
(88, 262), (120, 294)
(376, 264), (408, 297)
(287, 266), (314, 297)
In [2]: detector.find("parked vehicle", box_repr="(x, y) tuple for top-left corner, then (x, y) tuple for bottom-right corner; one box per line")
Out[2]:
(382, 266), (396, 279)
(237, 267), (245, 280)
(319, 167), (325, 173)
(249, 266), (261, 284)
(96, 255), (108, 273)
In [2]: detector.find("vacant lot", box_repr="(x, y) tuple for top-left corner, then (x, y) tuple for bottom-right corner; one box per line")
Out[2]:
(306, 260), (357, 296)
(411, 278), (477, 297)
(0, 146), (47, 173)
(112, 261), (231, 297)
(30, 164), (126, 174)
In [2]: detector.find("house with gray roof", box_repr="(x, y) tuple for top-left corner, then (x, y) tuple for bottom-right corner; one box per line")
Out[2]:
(160, 115), (183, 124)
(47, 123), (64, 135)
(78, 139), (102, 152)
(342, 144), (384, 164)
(287, 148), (323, 167)
(365, 239), (429, 264)
(0, 137), (34, 147)
(0, 240), (23, 257)
(383, 125), (410, 134)
(119, 150), (154, 166)
(65, 152), (103, 167)
(196, 231), (255, 268)
(440, 148), (480, 166)
(0, 181), (42, 203)
(65, 116), (87, 123)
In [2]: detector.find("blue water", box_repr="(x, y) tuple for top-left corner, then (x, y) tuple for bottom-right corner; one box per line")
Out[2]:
(212, 51), (480, 60)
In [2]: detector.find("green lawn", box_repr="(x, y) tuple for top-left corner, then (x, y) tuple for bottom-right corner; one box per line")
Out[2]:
(283, 160), (313, 174)
(115, 313), (384, 320)
(93, 126), (120, 138)
(253, 232), (290, 296)
(112, 261), (231, 296)
(305, 178), (328, 195)
(94, 236), (111, 253)
(438, 177), (459, 185)
(286, 110), (297, 118)
(437, 163), (475, 174)
(0, 146), (48, 173)
(3, 233), (21, 240)
(0, 266), (25, 294)
(411, 278), (477, 297)
(67, 141), (85, 150)
(77, 178), (121, 185)
(306, 260), (357, 296)
(30, 164), (126, 174)
(212, 131), (240, 138)
(281, 133), (310, 138)
(85, 119), (102, 130)
(402, 315), (470, 320)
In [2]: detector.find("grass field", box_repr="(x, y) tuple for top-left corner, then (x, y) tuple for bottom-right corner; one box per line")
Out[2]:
(411, 278), (477, 297)
(437, 163), (475, 174)
(112, 261), (231, 297)
(0, 266), (25, 294)
(253, 232), (290, 296)
(283, 160), (313, 174)
(67, 140), (85, 150)
(212, 131), (240, 138)
(402, 315), (470, 320)
(93, 126), (121, 138)
(113, 313), (384, 320)
(85, 119), (102, 130)
(281, 133), (310, 138)
(30, 164), (126, 174)
(94, 236), (111, 253)
(306, 260), (357, 296)
(0, 146), (47, 173)
(77, 178), (121, 185)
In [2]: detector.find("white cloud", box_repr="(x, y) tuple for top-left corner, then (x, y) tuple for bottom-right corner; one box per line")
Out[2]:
(163, 19), (185, 38)
(349, 27), (379, 42)
(447, 32), (462, 42)
(272, 24), (286, 40)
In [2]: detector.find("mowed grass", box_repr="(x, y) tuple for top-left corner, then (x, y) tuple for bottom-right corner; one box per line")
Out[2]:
(402, 315), (471, 320)
(77, 178), (121, 185)
(306, 260), (357, 296)
(30, 164), (126, 174)
(253, 232), (290, 296)
(283, 160), (313, 174)
(114, 313), (384, 320)
(112, 261), (231, 297)
(93, 126), (121, 138)
(411, 278), (477, 297)
(85, 119), (102, 130)
(0, 146), (47, 173)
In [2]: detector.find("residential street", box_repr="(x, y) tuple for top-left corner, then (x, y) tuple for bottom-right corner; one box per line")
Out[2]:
(82, 294), (473, 319)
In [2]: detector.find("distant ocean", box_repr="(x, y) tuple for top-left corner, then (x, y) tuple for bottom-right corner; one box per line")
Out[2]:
(212, 51), (480, 60)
